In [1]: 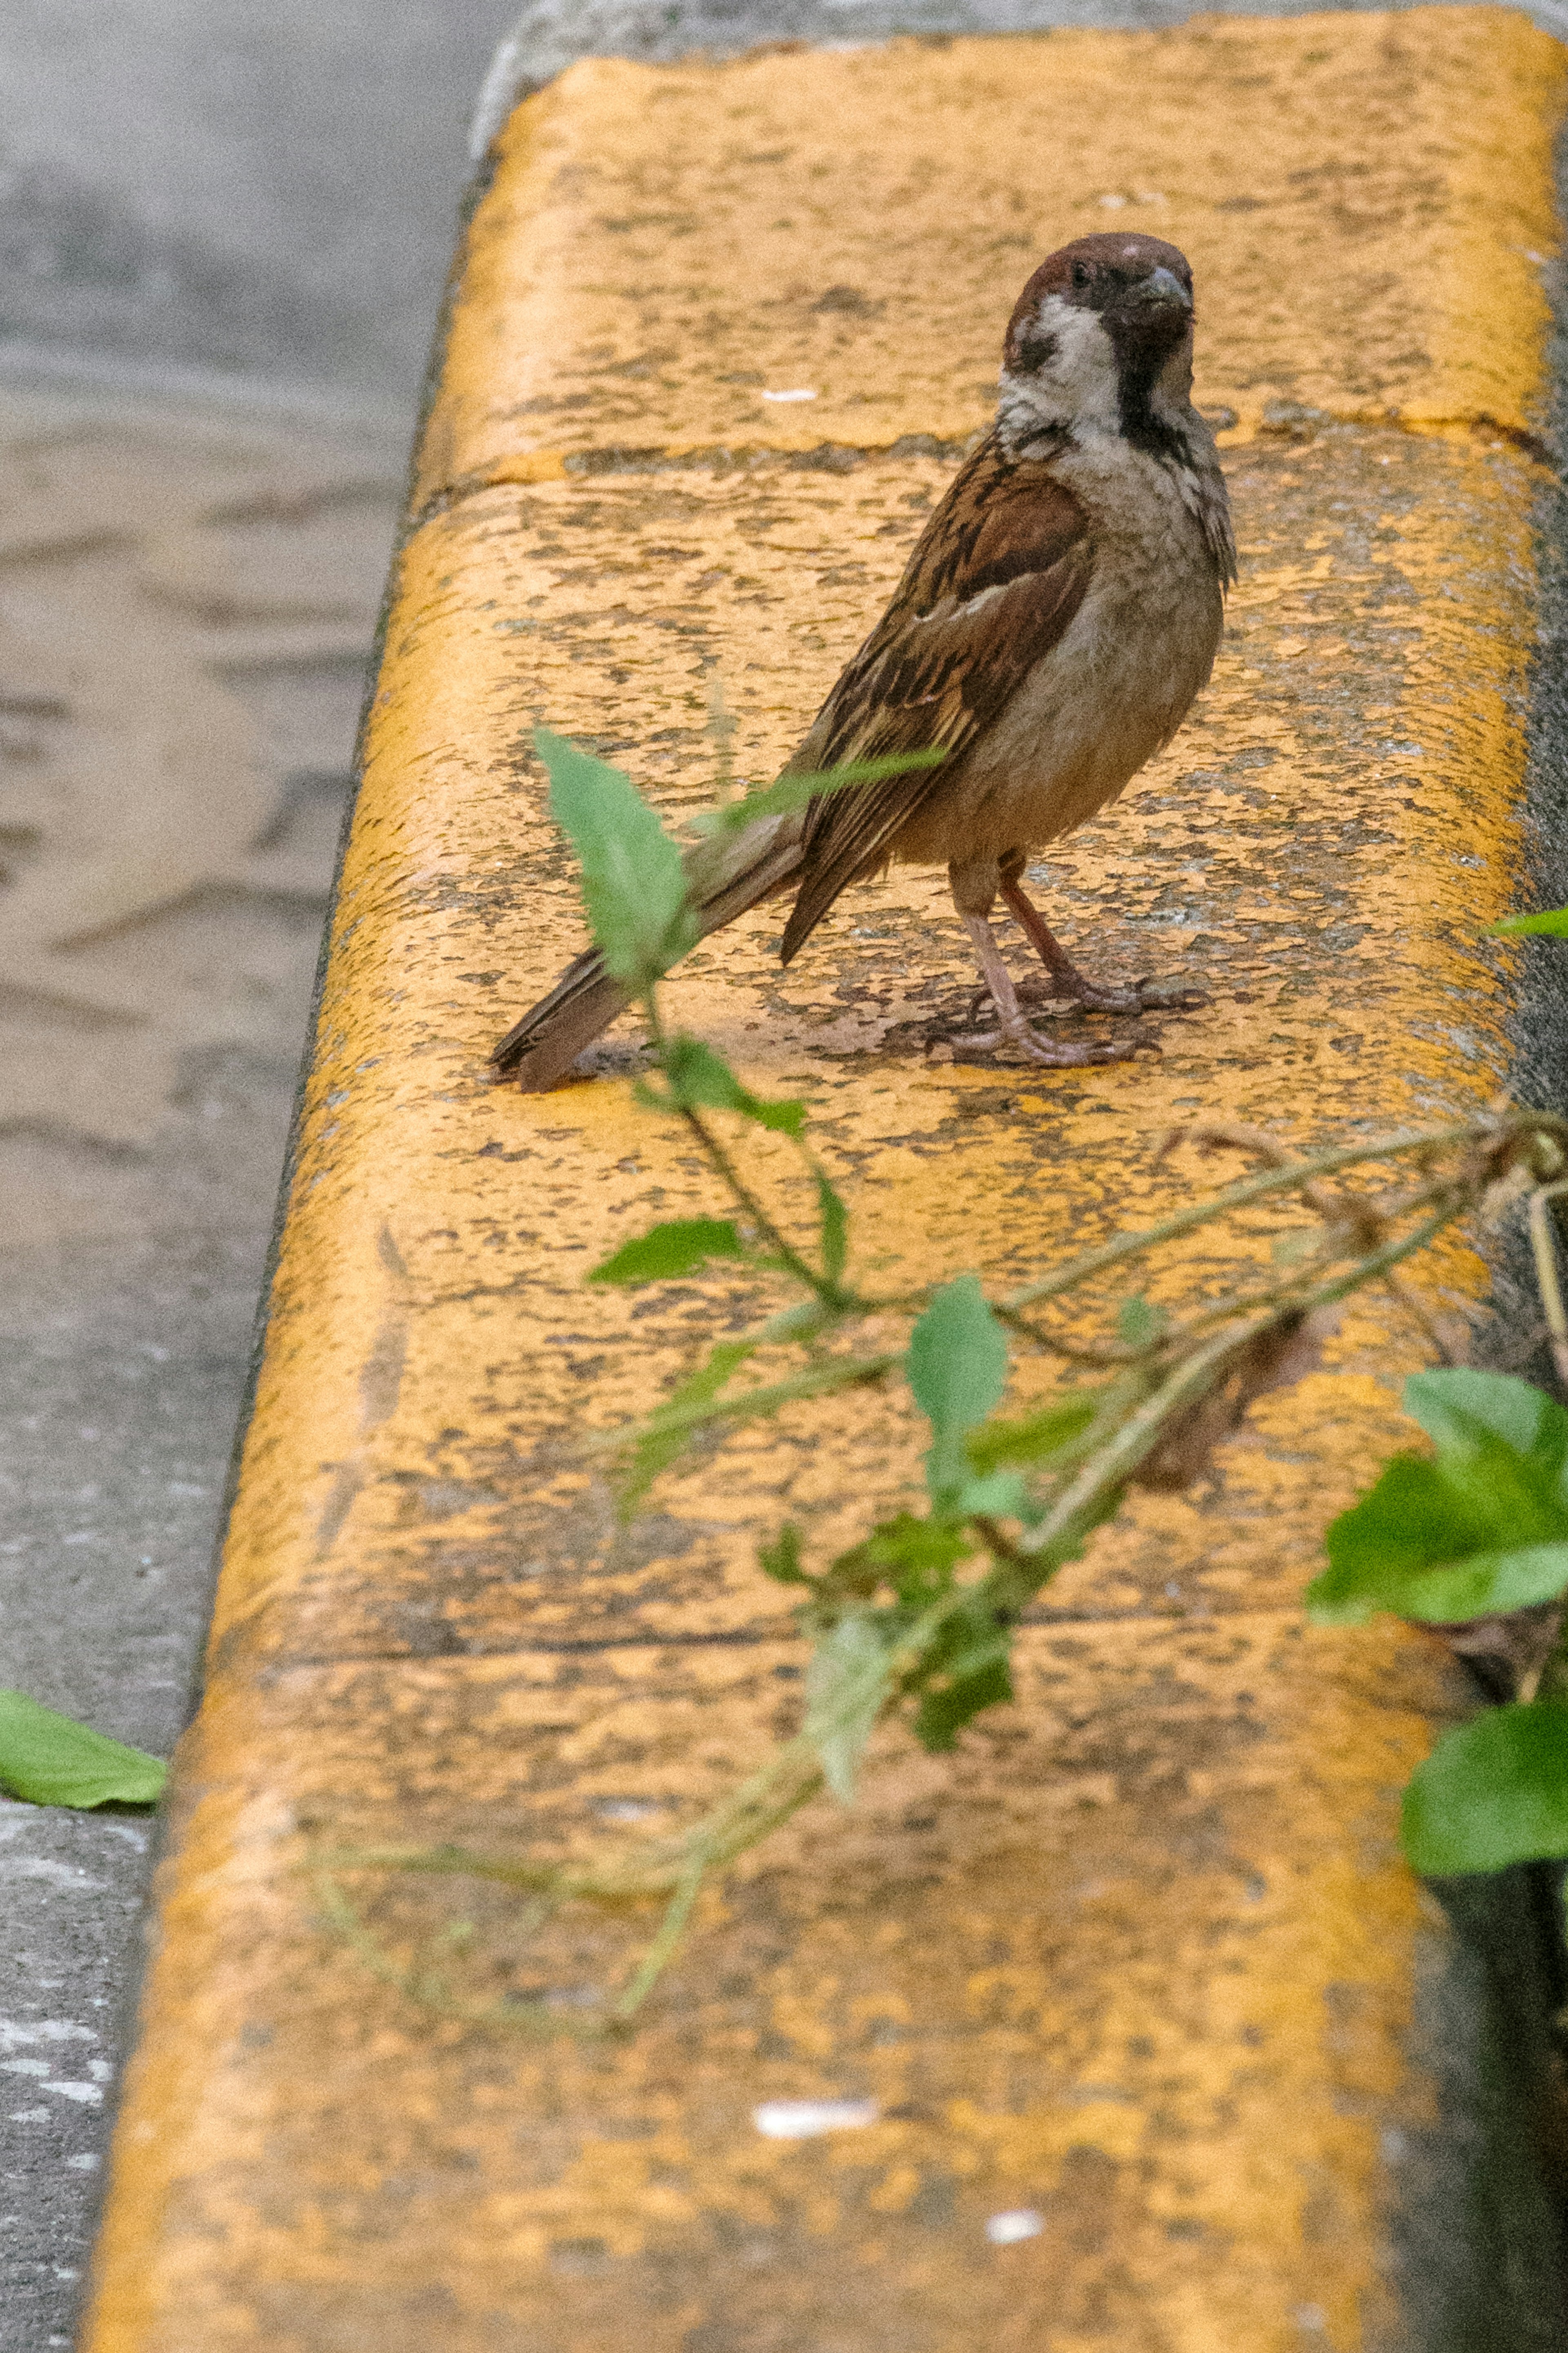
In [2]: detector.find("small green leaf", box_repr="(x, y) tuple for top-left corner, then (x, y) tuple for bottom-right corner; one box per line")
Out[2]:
(1403, 1702), (1568, 1874)
(827, 1512), (971, 1604)
(1307, 1370), (1568, 1625)
(617, 1338), (754, 1514)
(915, 1658), (1013, 1752)
(913, 1602), (1014, 1753)
(690, 749), (948, 839)
(1491, 908), (1568, 938)
(0, 1690), (166, 1809)
(760, 1525), (811, 1586)
(589, 1218), (748, 1286)
(537, 727), (697, 988)
(951, 1468), (1031, 1520)
(967, 1395), (1098, 1474)
(805, 1615), (891, 1802)
(661, 1036), (805, 1135)
(1117, 1294), (1169, 1349)
(815, 1169), (849, 1283)
(906, 1276), (1009, 1504)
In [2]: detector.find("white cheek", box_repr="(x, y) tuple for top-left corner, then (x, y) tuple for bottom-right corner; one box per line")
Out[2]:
(1023, 294), (1120, 429)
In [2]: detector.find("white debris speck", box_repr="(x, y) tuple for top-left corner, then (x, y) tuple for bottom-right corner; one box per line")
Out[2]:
(752, 2098), (877, 2139)
(46, 2081), (104, 2105)
(986, 2209), (1044, 2246)
(760, 388), (817, 403)
(65, 2153), (100, 2171)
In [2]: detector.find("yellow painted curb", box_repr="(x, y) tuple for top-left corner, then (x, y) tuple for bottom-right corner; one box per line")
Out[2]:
(85, 12), (1565, 2350)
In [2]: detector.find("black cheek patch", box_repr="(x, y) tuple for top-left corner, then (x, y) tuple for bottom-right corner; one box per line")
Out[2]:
(1010, 327), (1060, 374)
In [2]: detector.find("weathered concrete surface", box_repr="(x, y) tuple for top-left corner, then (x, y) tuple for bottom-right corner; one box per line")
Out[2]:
(78, 12), (1568, 2350)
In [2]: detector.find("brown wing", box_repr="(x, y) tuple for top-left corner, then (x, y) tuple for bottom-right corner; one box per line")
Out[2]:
(778, 433), (1092, 962)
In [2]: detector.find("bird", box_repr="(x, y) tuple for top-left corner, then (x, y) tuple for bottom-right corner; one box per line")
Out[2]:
(492, 232), (1235, 1092)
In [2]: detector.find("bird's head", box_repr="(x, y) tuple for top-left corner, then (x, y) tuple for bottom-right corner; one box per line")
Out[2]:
(1000, 234), (1198, 451)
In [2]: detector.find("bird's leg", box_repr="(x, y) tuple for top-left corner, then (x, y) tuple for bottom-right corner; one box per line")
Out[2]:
(953, 906), (1135, 1070)
(997, 850), (1205, 1013)
(946, 854), (1140, 1064)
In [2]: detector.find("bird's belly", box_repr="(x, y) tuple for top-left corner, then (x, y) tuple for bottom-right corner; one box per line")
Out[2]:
(893, 556), (1223, 870)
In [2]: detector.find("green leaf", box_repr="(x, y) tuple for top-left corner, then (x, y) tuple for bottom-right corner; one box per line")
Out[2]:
(0, 1690), (166, 1809)
(617, 1338), (755, 1514)
(1403, 1702), (1568, 1874)
(589, 1218), (748, 1286)
(1339, 1536), (1568, 1625)
(967, 1395), (1098, 1474)
(1117, 1294), (1169, 1349)
(660, 1036), (805, 1136)
(805, 1615), (891, 1802)
(1491, 908), (1568, 938)
(913, 1602), (1014, 1753)
(760, 1525), (812, 1586)
(915, 1657), (1013, 1752)
(1307, 1370), (1568, 1625)
(827, 1512), (972, 1605)
(537, 727), (697, 988)
(690, 749), (947, 840)
(1404, 1368), (1568, 1478)
(906, 1276), (1009, 1504)
(815, 1169), (849, 1283)
(951, 1468), (1032, 1520)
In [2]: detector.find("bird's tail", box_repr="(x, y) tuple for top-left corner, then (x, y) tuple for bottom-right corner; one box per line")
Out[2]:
(491, 811), (807, 1091)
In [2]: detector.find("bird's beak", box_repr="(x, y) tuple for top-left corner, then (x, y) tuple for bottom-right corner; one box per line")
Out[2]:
(1135, 266), (1192, 315)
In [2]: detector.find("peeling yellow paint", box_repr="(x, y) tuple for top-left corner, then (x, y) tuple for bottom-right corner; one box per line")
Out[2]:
(423, 8), (1563, 506)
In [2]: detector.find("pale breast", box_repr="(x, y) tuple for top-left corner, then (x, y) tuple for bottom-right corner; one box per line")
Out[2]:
(891, 435), (1227, 870)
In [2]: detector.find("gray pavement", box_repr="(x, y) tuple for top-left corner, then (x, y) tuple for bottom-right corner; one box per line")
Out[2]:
(3, 4), (1568, 2349)
(0, 380), (405, 2349)
(0, 12), (531, 2338)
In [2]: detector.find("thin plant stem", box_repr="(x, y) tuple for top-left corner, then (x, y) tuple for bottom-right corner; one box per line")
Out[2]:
(1005, 1118), (1551, 1313)
(1528, 1178), (1568, 1391)
(643, 988), (850, 1305)
(583, 1351), (903, 1456)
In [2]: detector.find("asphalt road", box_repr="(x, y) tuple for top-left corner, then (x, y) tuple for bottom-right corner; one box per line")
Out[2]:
(2, 4), (1567, 2347)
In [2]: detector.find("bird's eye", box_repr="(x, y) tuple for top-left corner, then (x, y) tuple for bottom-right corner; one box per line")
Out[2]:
(1070, 261), (1092, 290)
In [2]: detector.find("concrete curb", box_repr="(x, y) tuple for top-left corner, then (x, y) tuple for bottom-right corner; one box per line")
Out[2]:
(82, 12), (1568, 2346)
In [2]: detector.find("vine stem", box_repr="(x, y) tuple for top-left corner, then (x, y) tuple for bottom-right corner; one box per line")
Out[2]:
(642, 988), (850, 1308)
(1005, 1115), (1559, 1312)
(1528, 1178), (1568, 1391)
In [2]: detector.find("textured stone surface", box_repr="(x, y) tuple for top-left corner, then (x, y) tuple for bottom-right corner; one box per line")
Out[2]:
(81, 14), (1568, 2350)
(430, 12), (1558, 495)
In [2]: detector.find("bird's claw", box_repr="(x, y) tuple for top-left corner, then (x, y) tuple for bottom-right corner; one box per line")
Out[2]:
(1011, 973), (1203, 1017)
(1129, 977), (1207, 1013)
(956, 1017), (1154, 1068)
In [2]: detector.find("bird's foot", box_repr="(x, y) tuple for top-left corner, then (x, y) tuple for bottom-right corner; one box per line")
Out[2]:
(1016, 971), (1207, 1017)
(954, 1012), (1149, 1068)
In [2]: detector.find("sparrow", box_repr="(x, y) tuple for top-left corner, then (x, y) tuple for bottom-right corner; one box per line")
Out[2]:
(493, 232), (1235, 1091)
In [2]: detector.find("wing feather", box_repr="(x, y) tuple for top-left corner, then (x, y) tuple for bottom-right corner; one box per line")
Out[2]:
(778, 435), (1092, 962)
